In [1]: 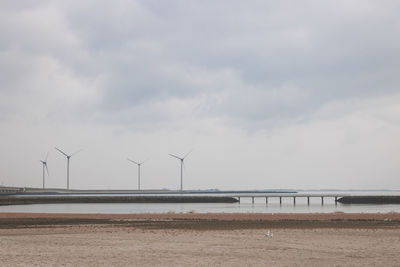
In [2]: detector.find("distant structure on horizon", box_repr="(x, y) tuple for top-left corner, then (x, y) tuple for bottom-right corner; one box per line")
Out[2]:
(169, 151), (192, 191)
(127, 158), (147, 190)
(55, 147), (82, 189)
(40, 152), (49, 189)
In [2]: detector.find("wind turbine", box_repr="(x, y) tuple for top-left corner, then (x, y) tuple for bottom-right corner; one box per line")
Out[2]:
(55, 147), (82, 189)
(169, 150), (192, 191)
(127, 158), (147, 190)
(40, 152), (49, 189)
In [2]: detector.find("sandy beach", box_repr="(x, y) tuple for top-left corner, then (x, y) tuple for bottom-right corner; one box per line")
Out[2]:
(0, 213), (400, 266)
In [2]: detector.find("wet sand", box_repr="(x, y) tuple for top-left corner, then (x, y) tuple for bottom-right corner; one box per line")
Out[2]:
(0, 213), (400, 266)
(1, 212), (400, 229)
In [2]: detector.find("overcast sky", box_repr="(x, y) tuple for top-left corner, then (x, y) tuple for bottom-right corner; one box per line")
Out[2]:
(1, 0), (399, 190)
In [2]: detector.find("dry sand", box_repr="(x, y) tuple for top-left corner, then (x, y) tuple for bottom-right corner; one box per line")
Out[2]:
(0, 213), (400, 266)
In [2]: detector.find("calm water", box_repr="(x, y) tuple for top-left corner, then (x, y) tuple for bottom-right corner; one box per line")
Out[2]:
(1, 192), (400, 214)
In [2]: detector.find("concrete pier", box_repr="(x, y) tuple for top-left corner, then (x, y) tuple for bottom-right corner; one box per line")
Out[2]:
(225, 193), (351, 206)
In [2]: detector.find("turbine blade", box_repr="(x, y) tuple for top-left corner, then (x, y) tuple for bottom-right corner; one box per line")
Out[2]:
(55, 147), (68, 157)
(127, 158), (139, 165)
(45, 163), (49, 175)
(71, 149), (83, 157)
(184, 149), (193, 159)
(141, 158), (150, 165)
(169, 154), (182, 160)
(45, 151), (49, 161)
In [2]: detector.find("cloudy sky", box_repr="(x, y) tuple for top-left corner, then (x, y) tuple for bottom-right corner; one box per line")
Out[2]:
(1, 0), (399, 190)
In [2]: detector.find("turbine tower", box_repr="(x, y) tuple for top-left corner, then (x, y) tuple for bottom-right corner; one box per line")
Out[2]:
(40, 152), (49, 189)
(127, 158), (147, 190)
(55, 147), (82, 190)
(169, 150), (192, 191)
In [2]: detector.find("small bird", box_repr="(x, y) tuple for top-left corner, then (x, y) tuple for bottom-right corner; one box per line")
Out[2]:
(266, 230), (273, 238)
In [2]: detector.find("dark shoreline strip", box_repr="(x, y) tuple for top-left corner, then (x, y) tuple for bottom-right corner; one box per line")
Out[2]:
(337, 196), (400, 204)
(0, 218), (399, 229)
(0, 196), (238, 206)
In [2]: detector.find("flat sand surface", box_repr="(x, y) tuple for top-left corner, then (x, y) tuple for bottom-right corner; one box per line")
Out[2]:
(1, 213), (400, 266)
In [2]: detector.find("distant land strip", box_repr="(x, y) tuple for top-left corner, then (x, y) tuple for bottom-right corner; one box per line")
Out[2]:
(0, 196), (238, 206)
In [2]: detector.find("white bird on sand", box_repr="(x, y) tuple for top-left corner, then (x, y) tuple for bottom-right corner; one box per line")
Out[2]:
(266, 230), (273, 238)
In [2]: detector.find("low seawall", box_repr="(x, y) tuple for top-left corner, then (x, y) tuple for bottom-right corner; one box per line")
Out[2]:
(338, 196), (400, 204)
(0, 196), (238, 206)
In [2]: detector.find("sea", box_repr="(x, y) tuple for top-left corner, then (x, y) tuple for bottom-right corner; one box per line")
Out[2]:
(1, 190), (400, 214)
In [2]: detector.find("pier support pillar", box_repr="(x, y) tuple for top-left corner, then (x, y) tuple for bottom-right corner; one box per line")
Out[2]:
(321, 197), (324, 205)
(238, 197), (240, 203)
(266, 197), (268, 204)
(279, 197), (282, 205)
(252, 197), (254, 204)
(307, 197), (310, 205)
(335, 196), (338, 206)
(293, 197), (296, 205)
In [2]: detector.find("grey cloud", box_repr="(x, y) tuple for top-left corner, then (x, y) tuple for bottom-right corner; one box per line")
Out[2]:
(2, 1), (400, 190)
(1, 0), (400, 130)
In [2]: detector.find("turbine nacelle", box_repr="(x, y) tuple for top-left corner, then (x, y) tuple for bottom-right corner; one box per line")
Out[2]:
(55, 147), (82, 158)
(127, 158), (141, 166)
(169, 150), (192, 161)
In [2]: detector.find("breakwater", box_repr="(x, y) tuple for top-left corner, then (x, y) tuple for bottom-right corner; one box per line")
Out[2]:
(337, 196), (400, 204)
(0, 196), (239, 206)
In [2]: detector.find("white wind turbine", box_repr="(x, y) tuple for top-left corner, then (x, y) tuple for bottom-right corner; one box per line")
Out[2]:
(40, 152), (49, 189)
(127, 158), (147, 190)
(169, 150), (192, 191)
(55, 147), (82, 189)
